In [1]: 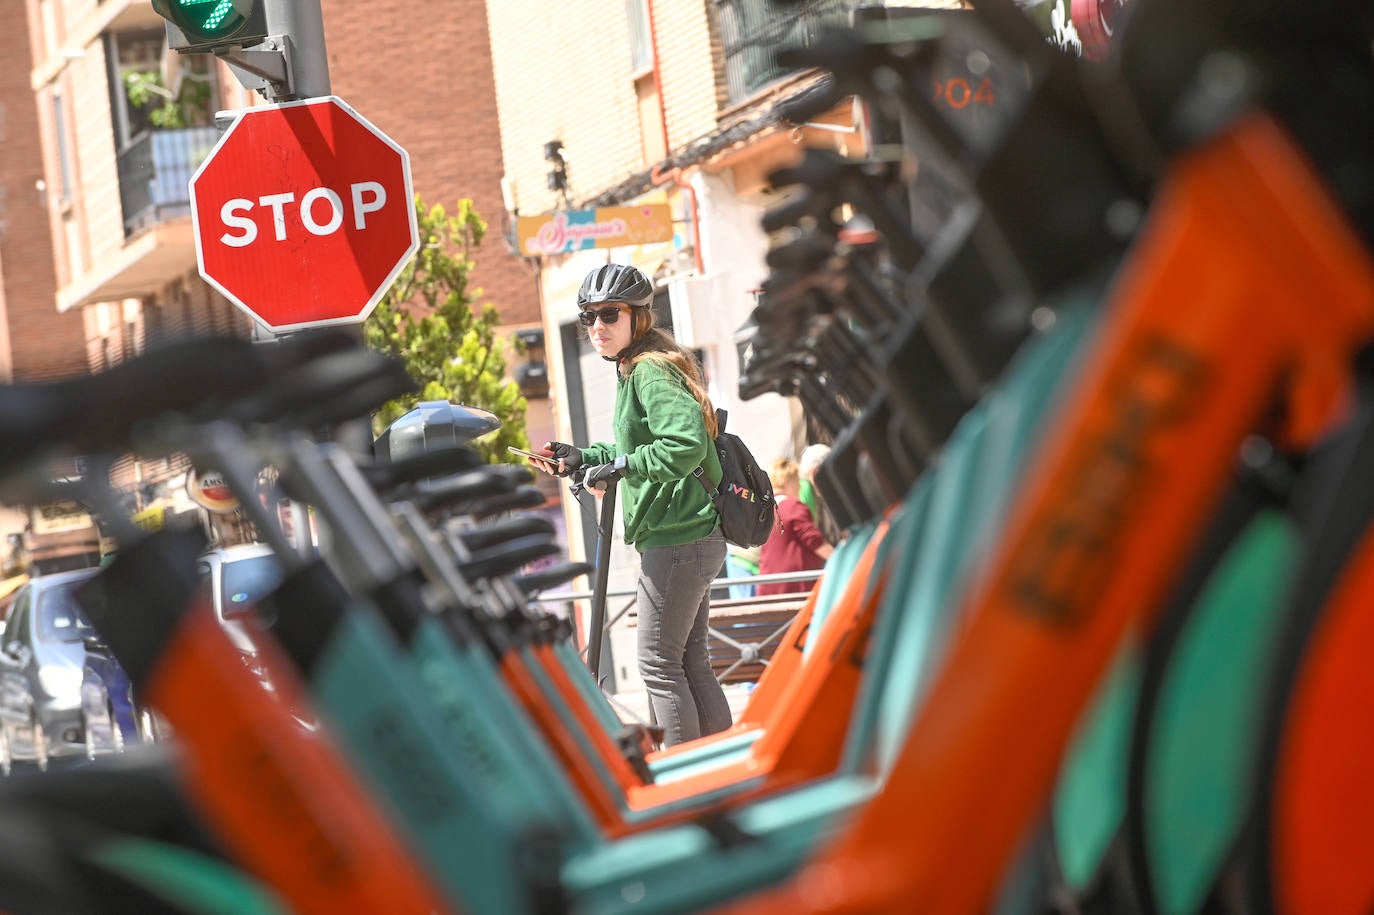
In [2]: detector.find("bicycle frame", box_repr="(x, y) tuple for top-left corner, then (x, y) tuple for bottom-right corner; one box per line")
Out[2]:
(718, 114), (1374, 914)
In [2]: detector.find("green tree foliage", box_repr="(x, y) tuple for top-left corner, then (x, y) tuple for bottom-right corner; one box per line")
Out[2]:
(364, 198), (530, 463)
(123, 70), (213, 129)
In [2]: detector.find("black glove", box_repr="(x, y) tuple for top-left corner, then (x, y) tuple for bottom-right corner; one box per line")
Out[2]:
(544, 441), (584, 477)
(582, 455), (627, 489)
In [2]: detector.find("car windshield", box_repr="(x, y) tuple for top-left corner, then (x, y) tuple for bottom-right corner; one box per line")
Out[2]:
(38, 580), (98, 643)
(220, 555), (284, 618)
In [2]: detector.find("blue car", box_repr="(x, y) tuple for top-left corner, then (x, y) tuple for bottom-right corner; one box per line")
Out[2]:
(0, 568), (102, 772)
(80, 632), (153, 758)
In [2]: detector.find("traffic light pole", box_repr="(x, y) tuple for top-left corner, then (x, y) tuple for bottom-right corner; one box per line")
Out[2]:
(198, 1), (331, 102)
(155, 0), (329, 102)
(264, 0), (330, 99)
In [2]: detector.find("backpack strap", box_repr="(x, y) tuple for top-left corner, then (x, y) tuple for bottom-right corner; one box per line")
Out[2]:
(693, 409), (727, 497)
(692, 465), (717, 497)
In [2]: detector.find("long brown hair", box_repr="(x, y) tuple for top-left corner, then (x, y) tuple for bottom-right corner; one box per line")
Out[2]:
(623, 307), (719, 439)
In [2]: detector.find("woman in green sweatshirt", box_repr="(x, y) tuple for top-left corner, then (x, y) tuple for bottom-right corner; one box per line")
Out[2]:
(531, 264), (732, 746)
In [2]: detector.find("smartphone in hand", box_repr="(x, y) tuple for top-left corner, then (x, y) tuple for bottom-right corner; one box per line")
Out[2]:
(509, 445), (561, 476)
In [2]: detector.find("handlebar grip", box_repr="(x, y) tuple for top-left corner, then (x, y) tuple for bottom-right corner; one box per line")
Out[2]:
(404, 468), (516, 512)
(222, 349), (416, 428)
(458, 535), (562, 582)
(453, 516), (557, 553)
(514, 561), (592, 595)
(468, 486), (547, 520)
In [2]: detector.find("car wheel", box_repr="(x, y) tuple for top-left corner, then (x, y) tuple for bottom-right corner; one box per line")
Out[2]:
(138, 707), (160, 745)
(31, 712), (48, 773)
(111, 705), (125, 754)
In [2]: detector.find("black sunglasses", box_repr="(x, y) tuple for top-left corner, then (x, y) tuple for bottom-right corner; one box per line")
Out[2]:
(577, 305), (627, 327)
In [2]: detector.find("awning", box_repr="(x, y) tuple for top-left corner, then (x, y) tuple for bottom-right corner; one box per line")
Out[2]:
(0, 575), (29, 602)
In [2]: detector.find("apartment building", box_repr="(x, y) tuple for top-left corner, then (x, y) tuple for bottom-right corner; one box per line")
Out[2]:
(486, 0), (962, 678)
(0, 8), (86, 384)
(6, 0), (543, 563)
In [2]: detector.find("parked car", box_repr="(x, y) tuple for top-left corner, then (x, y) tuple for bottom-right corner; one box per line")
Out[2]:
(196, 545), (313, 728)
(82, 543), (293, 759)
(0, 568), (101, 772)
(198, 543), (285, 651)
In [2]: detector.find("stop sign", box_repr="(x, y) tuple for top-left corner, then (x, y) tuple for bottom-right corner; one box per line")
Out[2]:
(189, 96), (419, 332)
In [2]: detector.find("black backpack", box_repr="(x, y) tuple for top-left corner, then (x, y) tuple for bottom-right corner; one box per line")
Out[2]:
(692, 410), (776, 548)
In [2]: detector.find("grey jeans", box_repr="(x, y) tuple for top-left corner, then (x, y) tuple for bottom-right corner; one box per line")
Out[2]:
(637, 528), (733, 746)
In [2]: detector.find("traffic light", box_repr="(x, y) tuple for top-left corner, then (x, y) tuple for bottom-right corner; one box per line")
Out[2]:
(152, 0), (270, 53)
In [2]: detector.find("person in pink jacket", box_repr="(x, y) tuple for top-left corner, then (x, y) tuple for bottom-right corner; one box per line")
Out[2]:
(757, 458), (833, 596)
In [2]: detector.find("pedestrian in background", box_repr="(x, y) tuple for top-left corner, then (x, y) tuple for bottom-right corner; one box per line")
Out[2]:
(798, 443), (841, 545)
(757, 457), (833, 596)
(529, 264), (732, 746)
(724, 543), (760, 599)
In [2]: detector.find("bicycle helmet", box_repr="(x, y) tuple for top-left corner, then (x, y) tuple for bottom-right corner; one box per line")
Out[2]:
(579, 264), (656, 362)
(577, 264), (654, 310)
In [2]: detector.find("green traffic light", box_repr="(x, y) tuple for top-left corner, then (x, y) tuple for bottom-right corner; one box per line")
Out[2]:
(168, 0), (251, 42)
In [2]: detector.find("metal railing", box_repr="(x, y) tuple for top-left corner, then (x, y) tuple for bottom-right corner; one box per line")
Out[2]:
(532, 568), (823, 687)
(117, 126), (219, 238)
(714, 0), (851, 103)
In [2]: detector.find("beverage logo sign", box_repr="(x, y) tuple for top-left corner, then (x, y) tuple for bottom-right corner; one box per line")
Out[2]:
(186, 470), (240, 514)
(517, 204), (674, 256)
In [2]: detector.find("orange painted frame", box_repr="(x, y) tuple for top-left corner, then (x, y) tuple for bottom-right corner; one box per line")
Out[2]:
(496, 519), (893, 832)
(153, 605), (454, 915)
(718, 115), (1374, 914)
(648, 582), (823, 762)
(1269, 518), (1374, 914)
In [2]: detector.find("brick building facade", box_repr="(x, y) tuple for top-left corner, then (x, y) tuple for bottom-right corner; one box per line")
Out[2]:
(4, 0), (543, 561)
(0, 13), (86, 382)
(322, 0), (538, 326)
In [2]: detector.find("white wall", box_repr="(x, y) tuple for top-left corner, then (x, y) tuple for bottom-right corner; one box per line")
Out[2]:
(672, 170), (798, 465)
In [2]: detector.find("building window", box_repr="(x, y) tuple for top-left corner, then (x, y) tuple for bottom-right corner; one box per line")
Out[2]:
(627, 0), (654, 73)
(106, 29), (217, 151)
(714, 0), (850, 103)
(51, 93), (75, 204)
(106, 30), (220, 237)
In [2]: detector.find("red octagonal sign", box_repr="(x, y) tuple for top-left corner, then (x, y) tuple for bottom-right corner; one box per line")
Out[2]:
(190, 96), (419, 332)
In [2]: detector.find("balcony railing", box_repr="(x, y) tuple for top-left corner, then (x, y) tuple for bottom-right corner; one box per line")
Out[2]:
(715, 0), (852, 104)
(117, 126), (219, 238)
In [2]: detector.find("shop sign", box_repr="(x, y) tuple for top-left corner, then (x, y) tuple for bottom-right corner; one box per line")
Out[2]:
(131, 506), (166, 532)
(517, 204), (673, 257)
(30, 502), (94, 536)
(186, 470), (240, 514)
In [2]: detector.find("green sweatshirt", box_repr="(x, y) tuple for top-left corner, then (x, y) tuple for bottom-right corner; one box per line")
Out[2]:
(581, 357), (721, 549)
